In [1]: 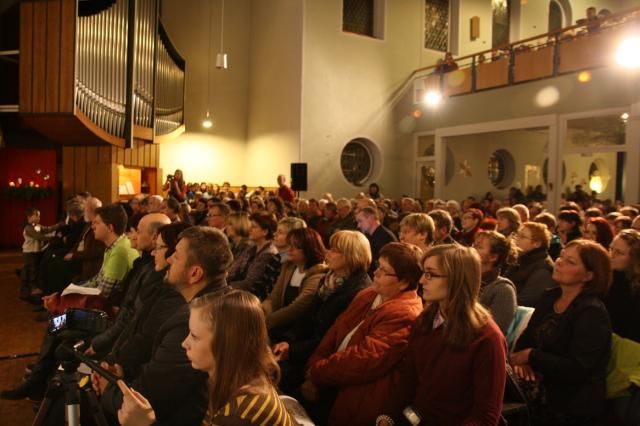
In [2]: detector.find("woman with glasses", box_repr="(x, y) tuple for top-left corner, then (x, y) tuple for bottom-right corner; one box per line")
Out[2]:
(263, 227), (328, 335)
(455, 208), (484, 247)
(510, 240), (612, 425)
(605, 229), (640, 342)
(302, 242), (423, 425)
(271, 230), (371, 396)
(505, 222), (556, 307)
(376, 244), (506, 426)
(473, 230), (517, 335)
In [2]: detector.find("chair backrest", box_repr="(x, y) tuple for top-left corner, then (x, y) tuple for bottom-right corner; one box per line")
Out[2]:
(279, 395), (316, 426)
(505, 306), (535, 353)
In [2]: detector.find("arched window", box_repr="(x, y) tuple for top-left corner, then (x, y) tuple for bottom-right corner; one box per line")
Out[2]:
(548, 1), (563, 32)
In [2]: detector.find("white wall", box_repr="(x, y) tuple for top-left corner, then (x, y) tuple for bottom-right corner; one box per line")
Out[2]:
(301, 0), (424, 198)
(159, 0), (250, 185)
(443, 129), (548, 201)
(245, 0), (304, 187)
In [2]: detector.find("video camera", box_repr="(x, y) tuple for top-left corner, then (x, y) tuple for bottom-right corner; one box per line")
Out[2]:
(48, 308), (109, 337)
(166, 174), (174, 181)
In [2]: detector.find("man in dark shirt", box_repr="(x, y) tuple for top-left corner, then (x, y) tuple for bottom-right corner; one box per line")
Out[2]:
(96, 226), (233, 426)
(356, 206), (397, 276)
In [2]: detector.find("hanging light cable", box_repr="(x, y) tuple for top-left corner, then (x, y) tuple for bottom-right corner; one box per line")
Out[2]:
(202, 0), (213, 128)
(216, 0), (227, 69)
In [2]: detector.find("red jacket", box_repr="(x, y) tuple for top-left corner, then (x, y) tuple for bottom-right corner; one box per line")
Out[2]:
(306, 287), (423, 426)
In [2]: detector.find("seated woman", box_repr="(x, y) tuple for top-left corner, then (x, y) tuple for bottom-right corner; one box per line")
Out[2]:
(505, 222), (556, 307)
(511, 240), (612, 426)
(583, 217), (614, 250)
(455, 208), (484, 247)
(377, 244), (507, 426)
(228, 213), (281, 300)
(117, 290), (296, 426)
(273, 217), (307, 263)
(496, 207), (522, 239)
(225, 212), (252, 259)
(473, 230), (517, 335)
(272, 230), (371, 393)
(605, 229), (640, 342)
(399, 212), (435, 252)
(302, 243), (423, 425)
(263, 227), (328, 334)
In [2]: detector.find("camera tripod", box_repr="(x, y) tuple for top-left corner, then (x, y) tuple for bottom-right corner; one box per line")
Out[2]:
(32, 340), (109, 426)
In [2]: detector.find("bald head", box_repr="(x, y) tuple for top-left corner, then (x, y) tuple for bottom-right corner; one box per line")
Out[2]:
(136, 213), (171, 251)
(84, 197), (103, 222)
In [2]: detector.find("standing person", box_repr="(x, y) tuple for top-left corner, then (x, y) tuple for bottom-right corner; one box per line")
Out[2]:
(605, 229), (640, 342)
(377, 245), (506, 426)
(510, 240), (612, 426)
(20, 208), (58, 300)
(356, 206), (397, 276)
(116, 291), (295, 426)
(163, 169), (186, 202)
(277, 174), (296, 203)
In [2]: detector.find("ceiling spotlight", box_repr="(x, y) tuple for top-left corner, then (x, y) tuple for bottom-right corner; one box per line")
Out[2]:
(423, 90), (442, 107)
(202, 111), (213, 129)
(616, 37), (640, 69)
(621, 112), (629, 121)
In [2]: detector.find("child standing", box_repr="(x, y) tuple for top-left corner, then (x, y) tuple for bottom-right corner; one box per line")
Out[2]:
(21, 208), (56, 300)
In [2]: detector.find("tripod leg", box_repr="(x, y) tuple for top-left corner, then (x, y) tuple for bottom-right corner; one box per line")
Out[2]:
(32, 374), (64, 426)
(81, 380), (110, 426)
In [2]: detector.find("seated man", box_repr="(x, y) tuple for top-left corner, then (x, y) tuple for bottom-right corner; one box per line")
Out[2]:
(95, 226), (233, 425)
(0, 204), (141, 401)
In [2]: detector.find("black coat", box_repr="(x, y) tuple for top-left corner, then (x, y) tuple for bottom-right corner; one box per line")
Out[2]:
(285, 270), (371, 364)
(101, 279), (229, 426)
(604, 270), (640, 343)
(515, 287), (611, 419)
(505, 247), (556, 307)
(90, 251), (156, 354)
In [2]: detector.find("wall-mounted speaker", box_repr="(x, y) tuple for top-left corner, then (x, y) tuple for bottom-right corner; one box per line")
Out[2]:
(291, 163), (307, 192)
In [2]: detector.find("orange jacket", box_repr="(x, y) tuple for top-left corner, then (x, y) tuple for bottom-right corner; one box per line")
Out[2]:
(306, 287), (423, 426)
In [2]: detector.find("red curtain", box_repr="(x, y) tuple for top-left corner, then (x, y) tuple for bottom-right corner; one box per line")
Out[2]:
(0, 148), (58, 248)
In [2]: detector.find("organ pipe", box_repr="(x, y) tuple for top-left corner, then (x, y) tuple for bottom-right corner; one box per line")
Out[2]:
(75, 0), (184, 141)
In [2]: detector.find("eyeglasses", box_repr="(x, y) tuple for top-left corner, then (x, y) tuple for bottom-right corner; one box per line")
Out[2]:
(375, 266), (397, 277)
(422, 271), (447, 280)
(514, 233), (534, 241)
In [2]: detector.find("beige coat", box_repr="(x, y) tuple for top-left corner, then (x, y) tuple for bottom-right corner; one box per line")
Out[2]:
(262, 261), (328, 330)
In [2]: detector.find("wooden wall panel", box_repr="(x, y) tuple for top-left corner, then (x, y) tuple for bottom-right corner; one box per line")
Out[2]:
(19, 2), (33, 112)
(59, 0), (75, 113)
(150, 144), (158, 168)
(32, 1), (47, 113)
(143, 144), (151, 167)
(45, 0), (61, 112)
(73, 146), (87, 193)
(116, 148), (125, 164)
(124, 148), (132, 166)
(62, 146), (75, 201)
(86, 146), (99, 165)
(98, 146), (112, 164)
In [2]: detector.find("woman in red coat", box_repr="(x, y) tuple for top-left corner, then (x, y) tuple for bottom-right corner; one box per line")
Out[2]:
(301, 242), (424, 426)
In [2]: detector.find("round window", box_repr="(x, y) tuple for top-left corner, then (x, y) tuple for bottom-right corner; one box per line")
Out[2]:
(341, 139), (373, 186)
(487, 149), (515, 189)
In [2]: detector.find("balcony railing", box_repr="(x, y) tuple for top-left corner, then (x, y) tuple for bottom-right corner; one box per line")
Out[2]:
(412, 6), (640, 103)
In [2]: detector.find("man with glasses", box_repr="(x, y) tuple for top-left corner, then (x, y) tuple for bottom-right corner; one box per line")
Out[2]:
(207, 202), (230, 231)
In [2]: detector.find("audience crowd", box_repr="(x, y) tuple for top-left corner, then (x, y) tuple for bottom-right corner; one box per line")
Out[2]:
(4, 171), (640, 426)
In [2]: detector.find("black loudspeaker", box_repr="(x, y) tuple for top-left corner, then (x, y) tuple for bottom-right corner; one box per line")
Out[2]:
(291, 163), (308, 192)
